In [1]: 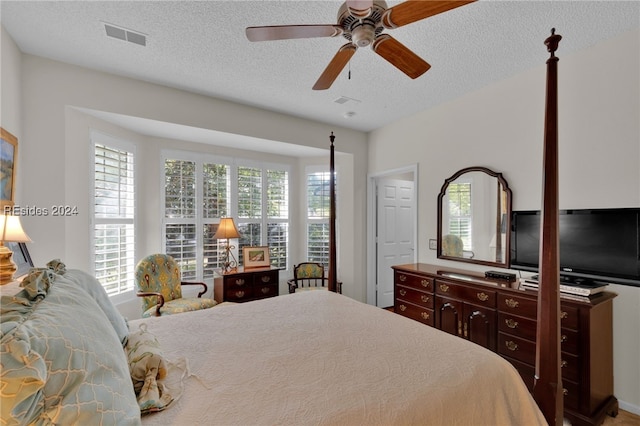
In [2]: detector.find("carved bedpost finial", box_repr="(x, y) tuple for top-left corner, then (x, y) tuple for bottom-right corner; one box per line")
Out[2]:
(545, 28), (562, 57)
(330, 131), (335, 146)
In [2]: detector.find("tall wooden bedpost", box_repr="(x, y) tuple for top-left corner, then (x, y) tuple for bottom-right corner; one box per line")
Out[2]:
(533, 28), (563, 426)
(328, 132), (337, 292)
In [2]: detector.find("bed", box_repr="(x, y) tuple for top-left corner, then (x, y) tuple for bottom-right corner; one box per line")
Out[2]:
(134, 290), (544, 425)
(1, 266), (544, 425)
(1, 30), (563, 426)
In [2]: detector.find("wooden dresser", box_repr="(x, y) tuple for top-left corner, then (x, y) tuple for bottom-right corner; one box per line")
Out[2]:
(214, 267), (279, 303)
(391, 263), (618, 426)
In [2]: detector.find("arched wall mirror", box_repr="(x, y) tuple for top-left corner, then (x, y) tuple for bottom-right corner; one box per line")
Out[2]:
(437, 167), (512, 268)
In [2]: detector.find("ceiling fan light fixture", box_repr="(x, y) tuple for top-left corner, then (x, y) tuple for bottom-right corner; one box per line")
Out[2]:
(351, 24), (376, 47)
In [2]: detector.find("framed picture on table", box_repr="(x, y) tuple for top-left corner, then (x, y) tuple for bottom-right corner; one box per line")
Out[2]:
(242, 246), (270, 269)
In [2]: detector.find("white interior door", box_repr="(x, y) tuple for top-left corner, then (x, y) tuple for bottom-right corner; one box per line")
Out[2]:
(376, 178), (415, 307)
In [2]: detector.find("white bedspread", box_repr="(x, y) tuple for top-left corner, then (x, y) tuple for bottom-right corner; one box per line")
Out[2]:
(132, 291), (546, 426)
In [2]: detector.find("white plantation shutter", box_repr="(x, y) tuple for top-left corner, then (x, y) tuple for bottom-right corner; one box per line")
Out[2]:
(164, 159), (199, 279)
(162, 154), (290, 276)
(306, 169), (335, 266)
(93, 137), (135, 296)
(447, 182), (473, 250)
(267, 169), (288, 269)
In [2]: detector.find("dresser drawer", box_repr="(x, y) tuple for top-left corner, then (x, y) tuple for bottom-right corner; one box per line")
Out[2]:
(560, 328), (579, 355)
(225, 287), (254, 301)
(395, 301), (434, 326)
(561, 352), (579, 383)
(563, 379), (580, 410)
(396, 284), (433, 308)
(498, 333), (536, 365)
(436, 280), (496, 307)
(498, 294), (537, 319)
(498, 312), (537, 341)
(395, 272), (433, 292)
(225, 274), (253, 289)
(559, 305), (579, 330)
(255, 283), (278, 299)
(254, 270), (278, 285)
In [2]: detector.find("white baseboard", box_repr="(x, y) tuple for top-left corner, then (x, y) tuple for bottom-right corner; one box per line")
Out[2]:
(619, 399), (640, 416)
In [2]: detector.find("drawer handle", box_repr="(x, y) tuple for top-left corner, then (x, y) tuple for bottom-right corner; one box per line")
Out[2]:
(421, 279), (429, 288)
(563, 388), (569, 396)
(477, 292), (489, 302)
(399, 304), (407, 312)
(399, 289), (407, 296)
(561, 311), (568, 319)
(421, 312), (430, 320)
(399, 275), (407, 282)
(439, 284), (449, 292)
(505, 318), (519, 329)
(261, 276), (271, 283)
(235, 279), (246, 286)
(421, 295), (429, 303)
(505, 341), (518, 351)
(505, 298), (519, 308)
(235, 290), (245, 298)
(561, 334), (567, 343)
(561, 360), (568, 368)
(261, 287), (270, 294)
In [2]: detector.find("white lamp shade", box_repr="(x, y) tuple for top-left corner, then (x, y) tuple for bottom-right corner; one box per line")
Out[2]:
(1, 215), (32, 243)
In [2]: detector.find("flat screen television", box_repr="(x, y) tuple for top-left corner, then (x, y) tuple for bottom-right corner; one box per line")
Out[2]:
(510, 208), (640, 287)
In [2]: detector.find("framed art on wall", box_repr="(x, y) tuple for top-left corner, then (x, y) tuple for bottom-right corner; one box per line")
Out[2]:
(243, 246), (270, 269)
(1, 127), (18, 208)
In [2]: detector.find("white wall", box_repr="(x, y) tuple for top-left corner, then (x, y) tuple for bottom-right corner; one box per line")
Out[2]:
(0, 26), (22, 198)
(368, 29), (640, 413)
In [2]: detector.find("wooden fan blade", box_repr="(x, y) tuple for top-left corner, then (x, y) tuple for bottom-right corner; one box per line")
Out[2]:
(313, 44), (357, 90)
(346, 0), (374, 19)
(382, 0), (476, 29)
(246, 25), (343, 42)
(372, 34), (431, 79)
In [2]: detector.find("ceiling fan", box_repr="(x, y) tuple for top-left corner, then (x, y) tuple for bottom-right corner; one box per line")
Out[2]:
(246, 0), (476, 90)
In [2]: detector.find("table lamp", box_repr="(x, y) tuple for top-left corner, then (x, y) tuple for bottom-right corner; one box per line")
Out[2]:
(0, 214), (32, 284)
(213, 217), (241, 274)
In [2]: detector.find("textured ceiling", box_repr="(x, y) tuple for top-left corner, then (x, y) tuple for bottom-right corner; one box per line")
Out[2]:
(2, 1), (639, 135)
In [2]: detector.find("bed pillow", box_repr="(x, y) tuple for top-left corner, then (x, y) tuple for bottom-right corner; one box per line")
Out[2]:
(125, 323), (174, 414)
(45, 259), (130, 345)
(0, 268), (141, 425)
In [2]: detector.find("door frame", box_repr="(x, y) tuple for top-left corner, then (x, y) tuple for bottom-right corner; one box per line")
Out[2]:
(366, 164), (419, 305)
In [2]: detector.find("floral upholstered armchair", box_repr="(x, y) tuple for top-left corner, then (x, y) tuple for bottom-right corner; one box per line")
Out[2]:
(442, 234), (475, 259)
(135, 254), (217, 317)
(287, 262), (342, 294)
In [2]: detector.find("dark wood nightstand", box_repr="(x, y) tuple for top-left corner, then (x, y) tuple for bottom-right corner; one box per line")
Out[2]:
(213, 267), (279, 303)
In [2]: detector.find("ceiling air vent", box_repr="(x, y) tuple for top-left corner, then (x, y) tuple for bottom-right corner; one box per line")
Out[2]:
(104, 23), (146, 46)
(333, 96), (361, 105)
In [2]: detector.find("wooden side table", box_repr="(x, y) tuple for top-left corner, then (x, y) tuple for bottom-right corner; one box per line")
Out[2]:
(214, 267), (279, 303)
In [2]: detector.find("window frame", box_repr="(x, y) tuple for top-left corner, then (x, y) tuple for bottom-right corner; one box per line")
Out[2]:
(305, 165), (335, 267)
(90, 131), (137, 303)
(161, 151), (291, 277)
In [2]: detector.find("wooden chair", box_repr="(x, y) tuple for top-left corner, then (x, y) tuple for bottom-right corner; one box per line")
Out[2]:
(135, 253), (217, 317)
(287, 262), (342, 294)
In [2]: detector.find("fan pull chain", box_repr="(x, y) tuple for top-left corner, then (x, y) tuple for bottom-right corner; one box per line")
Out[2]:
(348, 60), (351, 80)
